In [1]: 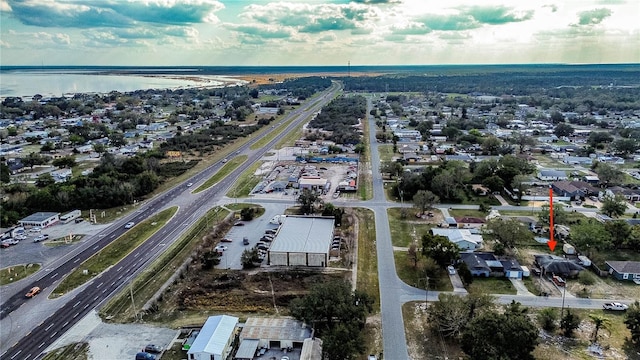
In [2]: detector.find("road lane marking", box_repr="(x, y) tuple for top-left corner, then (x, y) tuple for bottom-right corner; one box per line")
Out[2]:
(10, 350), (21, 359)
(38, 342), (45, 349)
(73, 301), (81, 308)
(51, 272), (58, 278)
(50, 331), (57, 338)
(45, 323), (54, 331)
(73, 312), (79, 318)
(62, 321), (68, 328)
(73, 258), (80, 263)
(97, 282), (103, 288)
(93, 245), (99, 250)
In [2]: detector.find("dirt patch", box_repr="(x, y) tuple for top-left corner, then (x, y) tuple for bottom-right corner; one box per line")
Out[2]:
(403, 302), (465, 360)
(147, 268), (349, 320)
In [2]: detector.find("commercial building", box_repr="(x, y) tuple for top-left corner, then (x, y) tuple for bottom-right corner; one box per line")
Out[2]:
(268, 216), (335, 267)
(234, 317), (318, 359)
(18, 212), (60, 228)
(187, 315), (239, 360)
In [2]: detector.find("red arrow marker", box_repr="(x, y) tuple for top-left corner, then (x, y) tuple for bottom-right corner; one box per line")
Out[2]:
(547, 239), (557, 252)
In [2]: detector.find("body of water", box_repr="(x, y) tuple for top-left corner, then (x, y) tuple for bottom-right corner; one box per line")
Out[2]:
(0, 69), (243, 99)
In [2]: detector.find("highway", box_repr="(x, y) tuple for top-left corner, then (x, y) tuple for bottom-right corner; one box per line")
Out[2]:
(0, 83), (341, 360)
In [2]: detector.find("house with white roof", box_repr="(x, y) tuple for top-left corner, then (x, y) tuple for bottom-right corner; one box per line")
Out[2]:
(431, 228), (483, 250)
(187, 315), (239, 360)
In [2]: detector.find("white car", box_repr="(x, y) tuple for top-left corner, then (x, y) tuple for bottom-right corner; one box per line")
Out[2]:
(124, 222), (135, 229)
(214, 245), (228, 252)
(33, 234), (49, 242)
(603, 302), (628, 311)
(447, 265), (456, 275)
(186, 182), (193, 187)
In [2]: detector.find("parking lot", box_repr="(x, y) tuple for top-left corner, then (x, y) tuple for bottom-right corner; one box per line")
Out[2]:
(215, 202), (288, 269)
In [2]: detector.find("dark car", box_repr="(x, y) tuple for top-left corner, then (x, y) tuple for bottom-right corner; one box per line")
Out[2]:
(144, 344), (163, 353)
(135, 352), (156, 360)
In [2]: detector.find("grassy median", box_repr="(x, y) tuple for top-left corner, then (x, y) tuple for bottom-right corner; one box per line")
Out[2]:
(51, 207), (178, 297)
(226, 160), (263, 198)
(194, 155), (247, 193)
(0, 263), (41, 285)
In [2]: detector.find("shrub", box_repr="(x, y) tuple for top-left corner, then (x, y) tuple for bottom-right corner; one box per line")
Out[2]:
(538, 308), (558, 332)
(578, 270), (596, 285)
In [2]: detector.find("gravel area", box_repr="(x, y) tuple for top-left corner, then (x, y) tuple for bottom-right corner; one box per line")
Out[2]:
(48, 310), (178, 360)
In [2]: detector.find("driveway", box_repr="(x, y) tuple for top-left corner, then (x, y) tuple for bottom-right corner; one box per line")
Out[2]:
(449, 272), (468, 294)
(509, 278), (535, 296)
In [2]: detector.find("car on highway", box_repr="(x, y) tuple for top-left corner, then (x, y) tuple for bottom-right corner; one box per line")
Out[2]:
(603, 302), (628, 311)
(124, 222), (135, 229)
(33, 234), (49, 242)
(186, 182), (193, 187)
(144, 344), (163, 353)
(25, 286), (41, 298)
(221, 238), (233, 243)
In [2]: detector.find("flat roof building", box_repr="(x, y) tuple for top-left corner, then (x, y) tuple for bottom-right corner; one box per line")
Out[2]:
(19, 212), (60, 228)
(268, 216), (335, 267)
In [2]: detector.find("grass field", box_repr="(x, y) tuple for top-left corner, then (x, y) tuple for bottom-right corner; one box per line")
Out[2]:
(378, 144), (394, 162)
(467, 277), (516, 295)
(0, 263), (41, 285)
(387, 208), (434, 247)
(447, 209), (487, 219)
(354, 208), (380, 311)
(194, 155), (247, 193)
(394, 251), (453, 292)
(226, 160), (263, 198)
(224, 203), (266, 218)
(52, 207), (178, 297)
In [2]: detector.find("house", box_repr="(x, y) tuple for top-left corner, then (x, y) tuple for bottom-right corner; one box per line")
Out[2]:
(605, 261), (640, 283)
(403, 152), (421, 162)
(563, 156), (593, 165)
(431, 228), (483, 250)
(187, 315), (238, 360)
(552, 181), (584, 199)
(602, 186), (640, 202)
(459, 252), (522, 278)
(538, 170), (568, 181)
(454, 217), (485, 229)
(534, 255), (584, 278)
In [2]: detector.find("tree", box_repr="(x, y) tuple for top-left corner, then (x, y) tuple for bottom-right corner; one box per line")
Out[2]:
(511, 174), (529, 203)
(289, 280), (373, 360)
(240, 207), (256, 221)
(380, 161), (403, 179)
(510, 132), (534, 154)
(297, 189), (320, 214)
(52, 156), (76, 169)
(554, 123), (575, 137)
(461, 305), (538, 360)
(538, 203), (568, 226)
(611, 138), (639, 157)
(624, 300), (640, 345)
(570, 221), (611, 254)
(589, 314), (611, 343)
(35, 173), (55, 187)
(241, 248), (261, 269)
(0, 163), (10, 183)
(600, 194), (628, 218)
(412, 190), (439, 214)
(538, 308), (558, 332)
(428, 293), (474, 338)
(421, 232), (460, 268)
(550, 111), (564, 124)
(481, 136), (502, 155)
(407, 244), (419, 268)
(604, 220), (631, 248)
(587, 132), (614, 148)
(485, 218), (534, 248)
(594, 162), (624, 185)
(482, 175), (504, 193)
(561, 309), (581, 337)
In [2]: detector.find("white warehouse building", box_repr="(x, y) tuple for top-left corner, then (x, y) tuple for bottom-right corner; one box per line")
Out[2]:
(268, 216), (335, 267)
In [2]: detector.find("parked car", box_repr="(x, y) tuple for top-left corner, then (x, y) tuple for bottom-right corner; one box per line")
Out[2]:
(135, 352), (156, 360)
(221, 238), (233, 243)
(243, 237), (250, 245)
(33, 234), (49, 242)
(25, 286), (41, 298)
(233, 221), (245, 226)
(603, 302), (629, 311)
(447, 265), (456, 275)
(552, 275), (566, 287)
(29, 227), (41, 233)
(2, 238), (19, 246)
(144, 344), (163, 353)
(214, 245), (228, 252)
(124, 222), (135, 229)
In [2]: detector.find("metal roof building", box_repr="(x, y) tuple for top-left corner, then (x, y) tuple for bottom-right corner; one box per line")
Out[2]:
(18, 212), (60, 228)
(268, 216), (335, 267)
(187, 315), (238, 360)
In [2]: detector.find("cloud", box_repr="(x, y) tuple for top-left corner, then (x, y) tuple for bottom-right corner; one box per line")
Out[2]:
(597, 0), (625, 4)
(576, 8), (612, 25)
(419, 13), (478, 31)
(542, 4), (558, 12)
(241, 2), (378, 34)
(463, 5), (533, 25)
(351, 0), (401, 3)
(390, 22), (430, 35)
(5, 0), (224, 28)
(226, 24), (293, 39)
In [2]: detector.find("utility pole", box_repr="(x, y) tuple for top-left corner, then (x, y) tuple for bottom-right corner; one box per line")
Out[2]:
(425, 275), (430, 317)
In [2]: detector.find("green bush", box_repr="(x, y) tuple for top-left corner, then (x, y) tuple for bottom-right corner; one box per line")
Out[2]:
(578, 270), (596, 285)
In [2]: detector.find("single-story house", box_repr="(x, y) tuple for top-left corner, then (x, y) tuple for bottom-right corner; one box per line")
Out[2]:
(534, 255), (584, 278)
(538, 170), (568, 181)
(455, 217), (485, 229)
(431, 228), (483, 250)
(605, 261), (640, 283)
(602, 186), (640, 202)
(563, 156), (593, 165)
(187, 315), (239, 360)
(552, 181), (584, 199)
(460, 252), (524, 278)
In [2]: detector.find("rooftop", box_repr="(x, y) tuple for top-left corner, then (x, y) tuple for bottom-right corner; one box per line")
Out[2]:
(269, 216), (334, 254)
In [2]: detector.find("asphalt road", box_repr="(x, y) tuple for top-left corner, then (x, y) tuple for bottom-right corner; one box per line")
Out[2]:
(0, 83), (341, 359)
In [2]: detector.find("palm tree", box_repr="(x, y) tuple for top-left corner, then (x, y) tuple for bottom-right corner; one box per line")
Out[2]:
(589, 314), (611, 343)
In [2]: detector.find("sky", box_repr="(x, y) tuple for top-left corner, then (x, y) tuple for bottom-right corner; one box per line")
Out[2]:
(0, 0), (638, 66)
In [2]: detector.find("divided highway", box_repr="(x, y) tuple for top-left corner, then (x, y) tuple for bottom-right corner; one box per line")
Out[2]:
(0, 83), (341, 359)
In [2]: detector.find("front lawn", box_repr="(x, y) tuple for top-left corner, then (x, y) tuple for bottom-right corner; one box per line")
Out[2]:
(467, 277), (516, 295)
